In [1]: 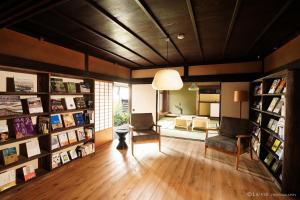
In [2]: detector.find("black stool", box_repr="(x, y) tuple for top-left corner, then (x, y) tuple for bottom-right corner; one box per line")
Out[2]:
(116, 129), (128, 150)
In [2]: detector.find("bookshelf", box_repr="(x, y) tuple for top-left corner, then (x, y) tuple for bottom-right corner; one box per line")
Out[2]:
(249, 69), (300, 194)
(0, 66), (95, 193)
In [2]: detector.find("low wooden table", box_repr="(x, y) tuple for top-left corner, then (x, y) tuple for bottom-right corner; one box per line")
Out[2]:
(116, 129), (128, 150)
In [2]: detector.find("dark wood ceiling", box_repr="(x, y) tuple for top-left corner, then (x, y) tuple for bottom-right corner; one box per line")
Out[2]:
(1, 0), (299, 69)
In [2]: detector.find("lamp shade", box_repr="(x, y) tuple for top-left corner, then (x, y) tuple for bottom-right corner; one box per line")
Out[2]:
(152, 69), (183, 90)
(234, 91), (248, 102)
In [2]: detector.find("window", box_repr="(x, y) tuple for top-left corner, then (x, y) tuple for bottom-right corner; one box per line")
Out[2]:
(95, 81), (113, 132)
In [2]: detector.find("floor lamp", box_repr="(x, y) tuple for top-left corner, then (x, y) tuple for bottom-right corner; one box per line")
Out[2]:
(234, 91), (248, 119)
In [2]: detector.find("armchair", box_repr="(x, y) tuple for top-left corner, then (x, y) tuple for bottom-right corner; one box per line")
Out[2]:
(204, 116), (252, 169)
(129, 113), (161, 156)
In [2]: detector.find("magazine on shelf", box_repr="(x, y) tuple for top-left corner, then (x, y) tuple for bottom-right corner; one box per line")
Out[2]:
(73, 113), (85, 126)
(22, 165), (36, 181)
(0, 95), (23, 116)
(68, 149), (78, 160)
(264, 153), (274, 166)
(51, 99), (65, 111)
(14, 77), (34, 93)
(1, 147), (18, 165)
(38, 116), (50, 135)
(0, 170), (16, 192)
(51, 78), (66, 93)
(268, 79), (281, 94)
(73, 97), (86, 109)
(76, 129), (85, 141)
(275, 79), (286, 94)
(67, 131), (77, 143)
(58, 133), (69, 147)
(61, 113), (76, 128)
(267, 98), (279, 112)
(25, 139), (41, 157)
(60, 151), (70, 164)
(277, 118), (285, 139)
(254, 83), (262, 95)
(25, 97), (43, 114)
(51, 135), (60, 150)
(276, 144), (284, 160)
(273, 98), (284, 114)
(64, 97), (76, 110)
(271, 160), (281, 173)
(52, 153), (61, 169)
(271, 139), (281, 152)
(50, 114), (63, 130)
(13, 117), (36, 139)
(78, 82), (91, 93)
(64, 82), (76, 93)
(0, 125), (9, 142)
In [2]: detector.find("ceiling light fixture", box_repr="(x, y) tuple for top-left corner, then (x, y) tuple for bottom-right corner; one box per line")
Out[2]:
(188, 82), (199, 91)
(177, 33), (185, 40)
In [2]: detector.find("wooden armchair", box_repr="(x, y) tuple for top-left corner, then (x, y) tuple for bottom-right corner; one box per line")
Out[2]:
(129, 113), (161, 156)
(204, 116), (252, 169)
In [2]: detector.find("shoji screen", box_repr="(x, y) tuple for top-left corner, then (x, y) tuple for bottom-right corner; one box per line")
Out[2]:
(95, 81), (113, 132)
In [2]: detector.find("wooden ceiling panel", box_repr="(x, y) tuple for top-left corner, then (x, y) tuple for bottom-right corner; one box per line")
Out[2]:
(226, 0), (287, 58)
(193, 0), (236, 62)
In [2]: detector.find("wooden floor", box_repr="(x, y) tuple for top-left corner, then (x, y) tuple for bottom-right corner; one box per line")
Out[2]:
(1, 137), (288, 200)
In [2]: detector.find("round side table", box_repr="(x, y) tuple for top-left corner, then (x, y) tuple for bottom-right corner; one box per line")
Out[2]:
(116, 129), (128, 150)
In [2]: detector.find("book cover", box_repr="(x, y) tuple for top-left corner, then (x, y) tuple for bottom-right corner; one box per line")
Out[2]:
(264, 153), (274, 166)
(273, 99), (284, 114)
(275, 79), (286, 94)
(1, 147), (18, 165)
(26, 97), (43, 114)
(50, 99), (65, 111)
(65, 82), (76, 93)
(76, 129), (85, 141)
(50, 78), (66, 93)
(51, 135), (60, 150)
(14, 77), (34, 93)
(84, 110), (94, 124)
(0, 125), (9, 142)
(277, 118), (285, 139)
(67, 131), (77, 144)
(25, 139), (41, 158)
(271, 139), (281, 152)
(73, 113), (85, 126)
(68, 149), (78, 160)
(52, 153), (61, 169)
(0, 170), (16, 192)
(64, 97), (76, 110)
(276, 144), (284, 160)
(267, 119), (274, 129)
(267, 98), (279, 112)
(50, 115), (63, 130)
(60, 151), (70, 164)
(271, 160), (281, 173)
(22, 165), (36, 181)
(270, 120), (278, 132)
(84, 128), (94, 141)
(13, 117), (36, 139)
(58, 133), (69, 146)
(79, 82), (91, 93)
(38, 116), (49, 135)
(0, 95), (23, 116)
(73, 97), (86, 109)
(61, 113), (76, 128)
(268, 79), (280, 94)
(256, 113), (262, 124)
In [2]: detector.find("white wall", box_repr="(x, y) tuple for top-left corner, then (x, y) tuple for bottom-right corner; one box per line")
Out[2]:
(221, 82), (249, 119)
(131, 84), (157, 122)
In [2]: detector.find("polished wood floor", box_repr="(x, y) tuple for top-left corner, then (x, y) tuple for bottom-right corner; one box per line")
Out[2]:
(1, 137), (287, 200)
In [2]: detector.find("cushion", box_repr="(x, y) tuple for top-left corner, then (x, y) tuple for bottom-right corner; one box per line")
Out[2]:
(205, 135), (249, 153)
(219, 117), (250, 138)
(131, 113), (154, 130)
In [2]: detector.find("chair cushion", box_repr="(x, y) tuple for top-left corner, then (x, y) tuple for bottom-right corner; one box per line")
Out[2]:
(131, 113), (154, 130)
(205, 135), (249, 153)
(132, 130), (159, 142)
(219, 117), (250, 138)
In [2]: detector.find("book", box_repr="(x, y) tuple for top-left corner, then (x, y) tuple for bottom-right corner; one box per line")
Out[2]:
(86, 100), (94, 108)
(254, 83), (262, 95)
(0, 95), (23, 116)
(78, 82), (91, 93)
(58, 133), (69, 146)
(25, 139), (41, 157)
(52, 153), (61, 169)
(85, 128), (94, 141)
(61, 113), (76, 128)
(14, 77), (34, 93)
(0, 170), (16, 192)
(64, 97), (76, 110)
(266, 136), (274, 148)
(276, 144), (284, 160)
(0, 125), (9, 142)
(264, 153), (274, 166)
(38, 116), (50, 135)
(50, 99), (65, 111)
(60, 151), (70, 164)
(270, 120), (278, 132)
(253, 99), (262, 110)
(1, 147), (18, 165)
(51, 135), (60, 150)
(77, 142), (95, 157)
(51, 78), (66, 93)
(267, 119), (274, 129)
(50, 114), (63, 130)
(22, 165), (36, 181)
(64, 82), (76, 93)
(256, 113), (262, 124)
(271, 139), (281, 152)
(76, 129), (85, 141)
(67, 131), (77, 143)
(271, 160), (281, 173)
(25, 97), (43, 114)
(68, 149), (78, 160)
(73, 113), (85, 126)
(73, 97), (86, 109)
(84, 110), (94, 124)
(268, 79), (281, 93)
(273, 99), (284, 114)
(13, 117), (36, 139)
(277, 118), (285, 139)
(275, 79), (286, 94)
(267, 98), (279, 112)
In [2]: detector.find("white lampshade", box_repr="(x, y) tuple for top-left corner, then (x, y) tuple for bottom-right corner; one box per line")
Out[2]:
(152, 69), (183, 90)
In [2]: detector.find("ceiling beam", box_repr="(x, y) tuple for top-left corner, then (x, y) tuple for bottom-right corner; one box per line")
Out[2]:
(133, 0), (186, 62)
(185, 0), (204, 61)
(85, 0), (172, 65)
(28, 19), (145, 68)
(246, 0), (294, 54)
(222, 0), (242, 58)
(0, 0), (71, 28)
(53, 10), (157, 66)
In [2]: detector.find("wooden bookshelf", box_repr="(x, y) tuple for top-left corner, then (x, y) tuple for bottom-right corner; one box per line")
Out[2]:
(249, 69), (300, 195)
(0, 67), (96, 193)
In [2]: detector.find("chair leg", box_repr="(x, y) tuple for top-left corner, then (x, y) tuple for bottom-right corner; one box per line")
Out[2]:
(159, 136), (161, 152)
(236, 138), (241, 170)
(131, 139), (134, 156)
(204, 145), (207, 158)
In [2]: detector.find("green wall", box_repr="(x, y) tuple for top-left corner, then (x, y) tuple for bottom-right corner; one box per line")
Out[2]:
(169, 84), (197, 115)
